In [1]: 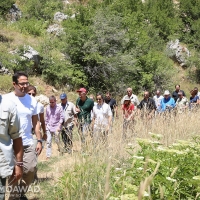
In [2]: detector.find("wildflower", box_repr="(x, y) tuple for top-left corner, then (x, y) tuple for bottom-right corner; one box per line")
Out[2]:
(156, 146), (166, 151)
(150, 141), (162, 145)
(137, 167), (143, 170)
(133, 156), (144, 160)
(193, 176), (200, 180)
(115, 168), (122, 171)
(143, 191), (149, 197)
(166, 177), (177, 182)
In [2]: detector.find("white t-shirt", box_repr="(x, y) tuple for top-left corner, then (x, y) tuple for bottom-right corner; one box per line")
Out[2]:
(37, 101), (44, 121)
(153, 95), (164, 109)
(91, 103), (112, 129)
(4, 92), (38, 146)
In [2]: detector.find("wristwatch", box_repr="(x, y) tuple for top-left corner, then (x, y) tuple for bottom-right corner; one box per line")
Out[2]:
(37, 139), (43, 144)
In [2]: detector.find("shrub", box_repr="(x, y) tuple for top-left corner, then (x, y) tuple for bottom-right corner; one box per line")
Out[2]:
(0, 0), (15, 16)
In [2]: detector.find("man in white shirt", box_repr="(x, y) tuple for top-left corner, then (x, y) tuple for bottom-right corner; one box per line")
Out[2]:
(91, 92), (112, 144)
(121, 87), (140, 108)
(153, 89), (164, 112)
(4, 71), (42, 200)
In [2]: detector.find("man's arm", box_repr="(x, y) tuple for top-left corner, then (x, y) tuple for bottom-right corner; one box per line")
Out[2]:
(32, 114), (42, 155)
(8, 103), (23, 182)
(39, 112), (47, 140)
(12, 137), (23, 182)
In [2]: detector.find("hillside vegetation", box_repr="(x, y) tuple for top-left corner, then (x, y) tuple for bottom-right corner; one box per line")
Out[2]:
(0, 0), (200, 94)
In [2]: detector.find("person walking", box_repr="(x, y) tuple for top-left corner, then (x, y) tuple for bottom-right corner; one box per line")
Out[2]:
(45, 95), (64, 159)
(121, 87), (140, 109)
(122, 96), (134, 138)
(176, 91), (189, 113)
(59, 93), (77, 154)
(189, 89), (200, 110)
(91, 92), (112, 144)
(160, 90), (176, 112)
(153, 89), (163, 113)
(105, 91), (118, 119)
(172, 85), (186, 102)
(0, 95), (23, 200)
(4, 71), (42, 200)
(26, 85), (47, 144)
(26, 85), (47, 183)
(137, 91), (156, 119)
(76, 88), (94, 144)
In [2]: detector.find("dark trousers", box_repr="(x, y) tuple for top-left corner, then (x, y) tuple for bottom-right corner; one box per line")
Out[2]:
(0, 177), (6, 200)
(61, 125), (74, 149)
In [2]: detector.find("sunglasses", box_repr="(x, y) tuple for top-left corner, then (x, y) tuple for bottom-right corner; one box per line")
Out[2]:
(28, 93), (36, 97)
(18, 82), (30, 87)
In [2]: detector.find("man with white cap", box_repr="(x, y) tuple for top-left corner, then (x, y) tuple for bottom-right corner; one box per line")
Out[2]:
(160, 90), (176, 112)
(76, 88), (94, 143)
(60, 93), (77, 153)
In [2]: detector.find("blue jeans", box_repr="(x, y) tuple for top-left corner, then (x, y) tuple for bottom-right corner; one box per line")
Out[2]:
(46, 130), (60, 158)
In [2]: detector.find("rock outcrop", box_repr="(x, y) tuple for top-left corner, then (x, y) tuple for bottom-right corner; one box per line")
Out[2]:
(9, 4), (22, 22)
(35, 94), (49, 106)
(166, 39), (190, 67)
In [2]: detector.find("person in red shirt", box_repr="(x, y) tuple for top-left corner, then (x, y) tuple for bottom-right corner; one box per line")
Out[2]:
(122, 96), (134, 138)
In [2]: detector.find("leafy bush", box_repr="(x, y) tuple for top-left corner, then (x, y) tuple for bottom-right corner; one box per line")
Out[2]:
(110, 134), (200, 199)
(21, 0), (63, 21)
(11, 18), (47, 36)
(0, 0), (15, 16)
(0, 75), (13, 93)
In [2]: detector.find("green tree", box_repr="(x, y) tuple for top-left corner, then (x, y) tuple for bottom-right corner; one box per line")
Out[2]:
(0, 0), (15, 15)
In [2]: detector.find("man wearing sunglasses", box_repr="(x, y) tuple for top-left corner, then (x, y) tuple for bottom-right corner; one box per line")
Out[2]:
(4, 71), (42, 200)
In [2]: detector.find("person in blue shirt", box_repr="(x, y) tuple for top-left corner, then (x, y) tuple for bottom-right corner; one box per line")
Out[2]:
(160, 90), (176, 112)
(189, 89), (200, 110)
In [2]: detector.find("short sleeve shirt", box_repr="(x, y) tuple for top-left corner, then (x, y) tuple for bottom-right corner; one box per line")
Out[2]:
(60, 102), (77, 127)
(76, 97), (94, 123)
(92, 103), (112, 128)
(122, 103), (134, 119)
(3, 92), (38, 146)
(0, 95), (21, 178)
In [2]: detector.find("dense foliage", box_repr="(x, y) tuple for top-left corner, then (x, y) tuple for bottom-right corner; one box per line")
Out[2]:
(1, 0), (200, 93)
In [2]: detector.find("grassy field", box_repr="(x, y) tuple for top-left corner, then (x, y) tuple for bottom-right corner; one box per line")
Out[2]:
(20, 109), (200, 200)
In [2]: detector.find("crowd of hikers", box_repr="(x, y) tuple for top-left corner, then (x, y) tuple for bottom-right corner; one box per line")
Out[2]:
(43, 84), (200, 156)
(0, 70), (200, 200)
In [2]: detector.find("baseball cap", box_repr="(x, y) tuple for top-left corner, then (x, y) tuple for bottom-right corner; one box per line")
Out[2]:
(60, 93), (67, 99)
(77, 88), (87, 93)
